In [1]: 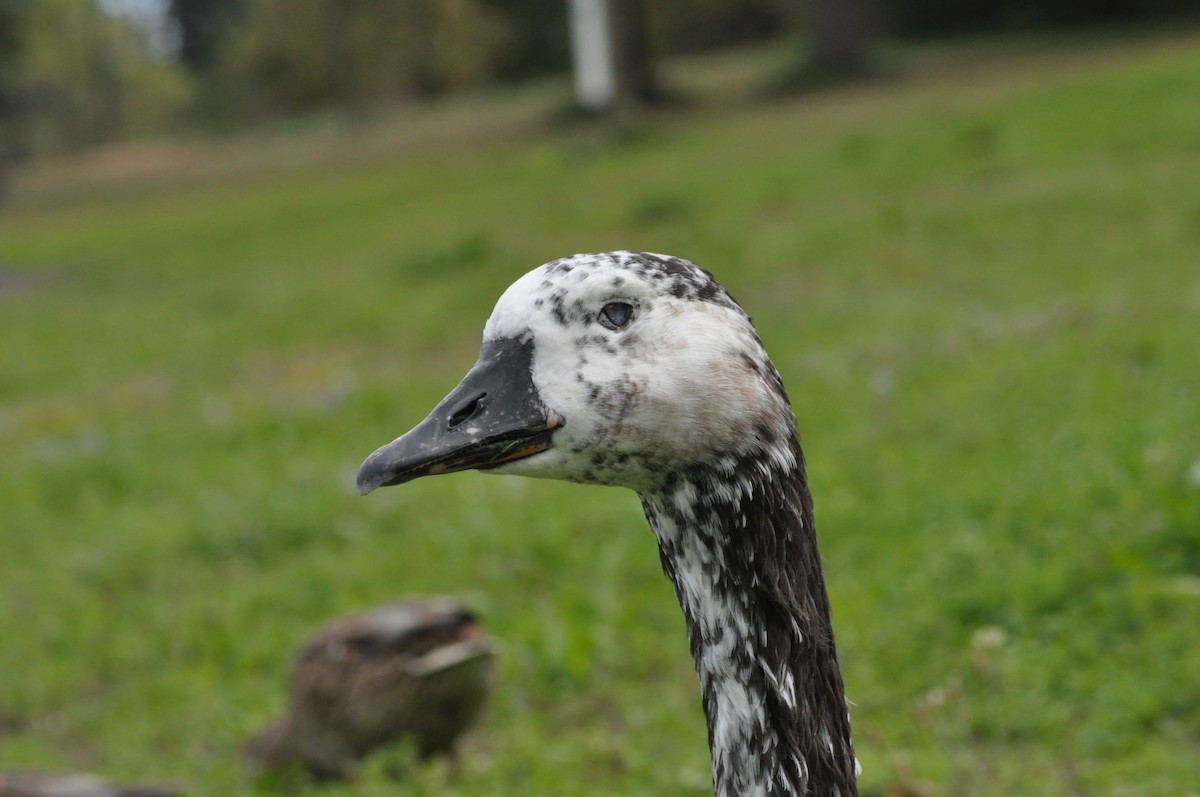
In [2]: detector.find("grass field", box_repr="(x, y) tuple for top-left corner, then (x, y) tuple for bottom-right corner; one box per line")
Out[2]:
(2, 29), (1199, 797)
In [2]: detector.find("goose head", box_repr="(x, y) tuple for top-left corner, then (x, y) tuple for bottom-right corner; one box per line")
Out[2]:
(357, 251), (793, 496)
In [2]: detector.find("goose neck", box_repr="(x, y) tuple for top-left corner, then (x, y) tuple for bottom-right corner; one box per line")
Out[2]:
(639, 440), (858, 797)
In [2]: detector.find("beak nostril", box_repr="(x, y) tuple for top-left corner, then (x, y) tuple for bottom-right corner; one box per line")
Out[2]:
(447, 393), (487, 429)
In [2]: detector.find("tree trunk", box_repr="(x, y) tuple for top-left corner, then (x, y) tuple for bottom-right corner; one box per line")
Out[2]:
(567, 0), (615, 111)
(807, 0), (870, 76)
(170, 0), (242, 72)
(566, 0), (659, 113)
(607, 0), (659, 105)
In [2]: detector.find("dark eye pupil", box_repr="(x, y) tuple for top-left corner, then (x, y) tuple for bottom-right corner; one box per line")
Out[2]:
(601, 302), (633, 328)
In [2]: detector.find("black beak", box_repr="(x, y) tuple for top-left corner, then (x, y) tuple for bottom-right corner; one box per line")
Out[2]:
(356, 336), (560, 495)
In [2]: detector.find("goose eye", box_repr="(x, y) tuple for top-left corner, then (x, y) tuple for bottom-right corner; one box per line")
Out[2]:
(599, 302), (634, 330)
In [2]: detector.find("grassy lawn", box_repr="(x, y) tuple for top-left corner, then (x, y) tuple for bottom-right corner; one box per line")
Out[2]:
(2, 29), (1199, 797)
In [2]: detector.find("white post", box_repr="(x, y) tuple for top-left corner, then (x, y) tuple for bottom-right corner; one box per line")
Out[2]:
(566, 0), (616, 112)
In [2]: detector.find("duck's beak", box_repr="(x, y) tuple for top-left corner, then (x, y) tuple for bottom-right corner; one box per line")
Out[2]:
(356, 336), (560, 495)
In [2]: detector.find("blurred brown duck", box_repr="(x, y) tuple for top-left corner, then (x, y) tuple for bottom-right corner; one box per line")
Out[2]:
(245, 597), (495, 780)
(0, 772), (182, 797)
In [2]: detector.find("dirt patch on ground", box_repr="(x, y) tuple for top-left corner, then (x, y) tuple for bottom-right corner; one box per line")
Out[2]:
(5, 90), (557, 208)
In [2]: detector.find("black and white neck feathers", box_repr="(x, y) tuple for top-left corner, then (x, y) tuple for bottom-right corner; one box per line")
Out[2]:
(357, 251), (858, 796)
(643, 435), (857, 797)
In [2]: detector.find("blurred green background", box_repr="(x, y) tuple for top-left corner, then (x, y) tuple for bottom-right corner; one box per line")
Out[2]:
(1, 2), (1199, 796)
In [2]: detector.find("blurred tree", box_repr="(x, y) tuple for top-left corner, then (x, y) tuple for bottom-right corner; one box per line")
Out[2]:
(0, 0), (29, 199)
(0, 0), (187, 158)
(0, 1), (28, 96)
(205, 0), (505, 120)
(608, 0), (660, 104)
(0, 2), (29, 101)
(481, 0), (568, 81)
(23, 0), (125, 148)
(168, 0), (242, 72)
(566, 0), (615, 111)
(806, 0), (871, 77)
(486, 0), (794, 85)
(878, 0), (1196, 35)
(185, 0), (804, 122)
(566, 0), (660, 113)
(646, 0), (794, 54)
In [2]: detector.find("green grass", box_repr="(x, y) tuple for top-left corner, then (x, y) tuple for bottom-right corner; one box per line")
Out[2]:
(2, 30), (1200, 797)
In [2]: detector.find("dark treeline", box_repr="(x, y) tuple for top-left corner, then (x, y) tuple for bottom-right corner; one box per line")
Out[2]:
(178, 0), (799, 120)
(881, 0), (1192, 35)
(0, 0), (1194, 163)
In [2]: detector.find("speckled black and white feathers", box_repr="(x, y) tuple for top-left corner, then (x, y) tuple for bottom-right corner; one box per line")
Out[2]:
(483, 252), (796, 494)
(644, 436), (857, 797)
(536, 251), (739, 318)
